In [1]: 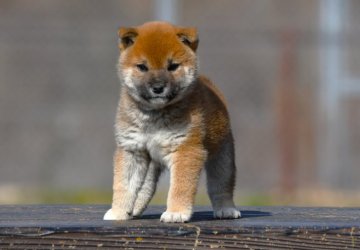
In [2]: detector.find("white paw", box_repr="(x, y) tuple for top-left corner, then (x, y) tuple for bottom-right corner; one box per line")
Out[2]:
(103, 208), (133, 220)
(132, 207), (145, 217)
(214, 207), (241, 219)
(132, 210), (141, 217)
(160, 211), (191, 223)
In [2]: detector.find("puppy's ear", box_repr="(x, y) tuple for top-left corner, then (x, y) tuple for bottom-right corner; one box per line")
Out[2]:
(177, 27), (199, 52)
(118, 27), (137, 51)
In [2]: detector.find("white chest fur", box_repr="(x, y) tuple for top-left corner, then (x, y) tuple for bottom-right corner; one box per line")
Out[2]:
(115, 122), (188, 166)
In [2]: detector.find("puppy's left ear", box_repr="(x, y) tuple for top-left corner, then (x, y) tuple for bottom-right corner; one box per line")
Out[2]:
(177, 27), (199, 52)
(118, 27), (138, 51)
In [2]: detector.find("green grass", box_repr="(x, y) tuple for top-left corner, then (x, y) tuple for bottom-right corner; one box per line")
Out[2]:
(39, 189), (112, 204)
(150, 189), (275, 206)
(237, 193), (275, 206)
(1, 187), (275, 206)
(2, 186), (359, 206)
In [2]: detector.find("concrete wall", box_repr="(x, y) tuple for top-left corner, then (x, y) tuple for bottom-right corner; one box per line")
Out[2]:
(0, 0), (359, 194)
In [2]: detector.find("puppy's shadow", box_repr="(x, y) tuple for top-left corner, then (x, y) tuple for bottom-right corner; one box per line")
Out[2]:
(189, 210), (272, 222)
(139, 210), (271, 222)
(137, 213), (162, 220)
(240, 210), (272, 218)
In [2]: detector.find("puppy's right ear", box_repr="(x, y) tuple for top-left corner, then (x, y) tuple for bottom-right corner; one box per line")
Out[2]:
(118, 27), (137, 51)
(176, 27), (199, 52)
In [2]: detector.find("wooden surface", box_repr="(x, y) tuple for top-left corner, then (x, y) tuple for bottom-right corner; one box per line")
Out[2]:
(0, 205), (359, 249)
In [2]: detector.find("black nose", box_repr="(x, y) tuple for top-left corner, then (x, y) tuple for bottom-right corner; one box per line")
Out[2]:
(152, 86), (165, 94)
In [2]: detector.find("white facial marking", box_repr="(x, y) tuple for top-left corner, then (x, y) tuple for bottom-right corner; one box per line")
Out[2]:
(121, 68), (136, 89)
(183, 66), (196, 87)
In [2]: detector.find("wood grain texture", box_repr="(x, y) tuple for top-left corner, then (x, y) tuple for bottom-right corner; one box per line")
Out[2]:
(0, 205), (359, 249)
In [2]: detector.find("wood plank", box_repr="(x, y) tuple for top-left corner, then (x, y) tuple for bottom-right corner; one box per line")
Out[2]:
(0, 205), (359, 249)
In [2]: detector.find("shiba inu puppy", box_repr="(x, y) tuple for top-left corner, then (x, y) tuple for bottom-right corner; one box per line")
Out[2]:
(104, 21), (240, 223)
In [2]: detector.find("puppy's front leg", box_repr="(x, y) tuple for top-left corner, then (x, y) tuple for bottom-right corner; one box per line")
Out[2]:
(160, 146), (206, 223)
(132, 161), (161, 217)
(104, 147), (149, 220)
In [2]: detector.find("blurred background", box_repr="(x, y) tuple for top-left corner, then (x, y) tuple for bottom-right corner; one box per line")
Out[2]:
(0, 0), (359, 206)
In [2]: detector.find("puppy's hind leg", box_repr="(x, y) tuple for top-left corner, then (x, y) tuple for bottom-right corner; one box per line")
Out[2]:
(132, 161), (162, 217)
(206, 136), (241, 219)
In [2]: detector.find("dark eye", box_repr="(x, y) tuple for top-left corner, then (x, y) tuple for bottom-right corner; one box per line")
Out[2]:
(136, 64), (148, 72)
(167, 63), (180, 72)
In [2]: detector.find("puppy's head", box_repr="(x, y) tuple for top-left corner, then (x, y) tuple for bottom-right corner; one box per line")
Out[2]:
(117, 21), (199, 109)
